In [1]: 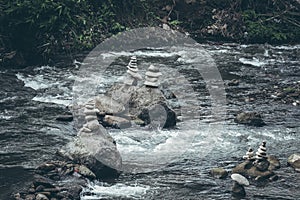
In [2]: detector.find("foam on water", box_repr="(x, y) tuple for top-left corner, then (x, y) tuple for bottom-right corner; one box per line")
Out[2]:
(101, 49), (179, 60)
(0, 114), (13, 120)
(81, 182), (150, 200)
(16, 66), (74, 106)
(16, 73), (51, 90)
(108, 120), (223, 172)
(271, 45), (300, 50)
(239, 57), (267, 67)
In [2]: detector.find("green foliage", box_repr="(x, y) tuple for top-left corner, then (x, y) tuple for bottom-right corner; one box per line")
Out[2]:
(0, 0), (126, 58)
(169, 20), (182, 26)
(242, 9), (294, 43)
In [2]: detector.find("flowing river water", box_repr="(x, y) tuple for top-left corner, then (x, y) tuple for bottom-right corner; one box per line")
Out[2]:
(0, 44), (299, 199)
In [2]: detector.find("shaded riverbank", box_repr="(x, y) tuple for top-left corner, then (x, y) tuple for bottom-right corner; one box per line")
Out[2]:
(1, 0), (300, 68)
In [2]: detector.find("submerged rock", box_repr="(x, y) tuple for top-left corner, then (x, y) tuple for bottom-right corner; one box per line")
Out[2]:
(267, 155), (281, 171)
(234, 112), (266, 126)
(56, 114), (73, 122)
(210, 167), (228, 179)
(227, 79), (240, 86)
(288, 153), (300, 172)
(231, 182), (246, 199)
(231, 174), (249, 199)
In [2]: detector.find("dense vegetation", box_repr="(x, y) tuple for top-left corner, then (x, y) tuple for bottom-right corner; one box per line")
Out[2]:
(0, 0), (299, 67)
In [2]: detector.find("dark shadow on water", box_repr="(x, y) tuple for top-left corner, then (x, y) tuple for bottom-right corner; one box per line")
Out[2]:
(0, 167), (34, 200)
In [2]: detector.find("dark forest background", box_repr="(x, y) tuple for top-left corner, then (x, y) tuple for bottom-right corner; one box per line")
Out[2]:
(1, 0), (300, 67)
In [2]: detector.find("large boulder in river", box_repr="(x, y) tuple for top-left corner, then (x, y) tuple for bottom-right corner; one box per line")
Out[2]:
(58, 135), (121, 178)
(106, 84), (137, 106)
(129, 86), (177, 128)
(95, 94), (126, 115)
(234, 112), (266, 126)
(58, 122), (122, 178)
(288, 153), (300, 172)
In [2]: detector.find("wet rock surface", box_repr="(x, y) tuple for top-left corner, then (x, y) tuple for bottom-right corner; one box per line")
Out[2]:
(129, 86), (177, 128)
(231, 182), (246, 199)
(288, 153), (300, 172)
(210, 167), (228, 179)
(13, 161), (90, 200)
(97, 83), (177, 129)
(234, 112), (266, 126)
(102, 115), (131, 129)
(232, 156), (279, 182)
(57, 135), (122, 178)
(3, 44), (300, 200)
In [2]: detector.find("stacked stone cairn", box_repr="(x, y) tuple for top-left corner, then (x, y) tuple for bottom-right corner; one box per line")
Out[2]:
(255, 141), (267, 161)
(79, 102), (100, 134)
(144, 65), (162, 88)
(254, 141), (270, 172)
(243, 147), (255, 160)
(232, 141), (280, 183)
(124, 56), (142, 86)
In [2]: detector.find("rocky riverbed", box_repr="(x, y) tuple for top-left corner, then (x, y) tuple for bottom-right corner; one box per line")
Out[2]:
(0, 43), (299, 200)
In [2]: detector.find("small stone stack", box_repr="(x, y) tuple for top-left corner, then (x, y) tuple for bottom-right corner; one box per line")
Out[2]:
(243, 147), (255, 160)
(124, 56), (142, 86)
(255, 141), (267, 161)
(80, 103), (99, 133)
(144, 65), (162, 88)
(254, 141), (270, 172)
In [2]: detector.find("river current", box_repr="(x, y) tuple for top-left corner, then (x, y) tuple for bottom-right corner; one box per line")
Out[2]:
(0, 44), (299, 199)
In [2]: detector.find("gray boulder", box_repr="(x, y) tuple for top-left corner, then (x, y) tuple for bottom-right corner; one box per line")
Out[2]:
(58, 121), (122, 178)
(129, 86), (177, 128)
(58, 135), (121, 178)
(95, 94), (125, 115)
